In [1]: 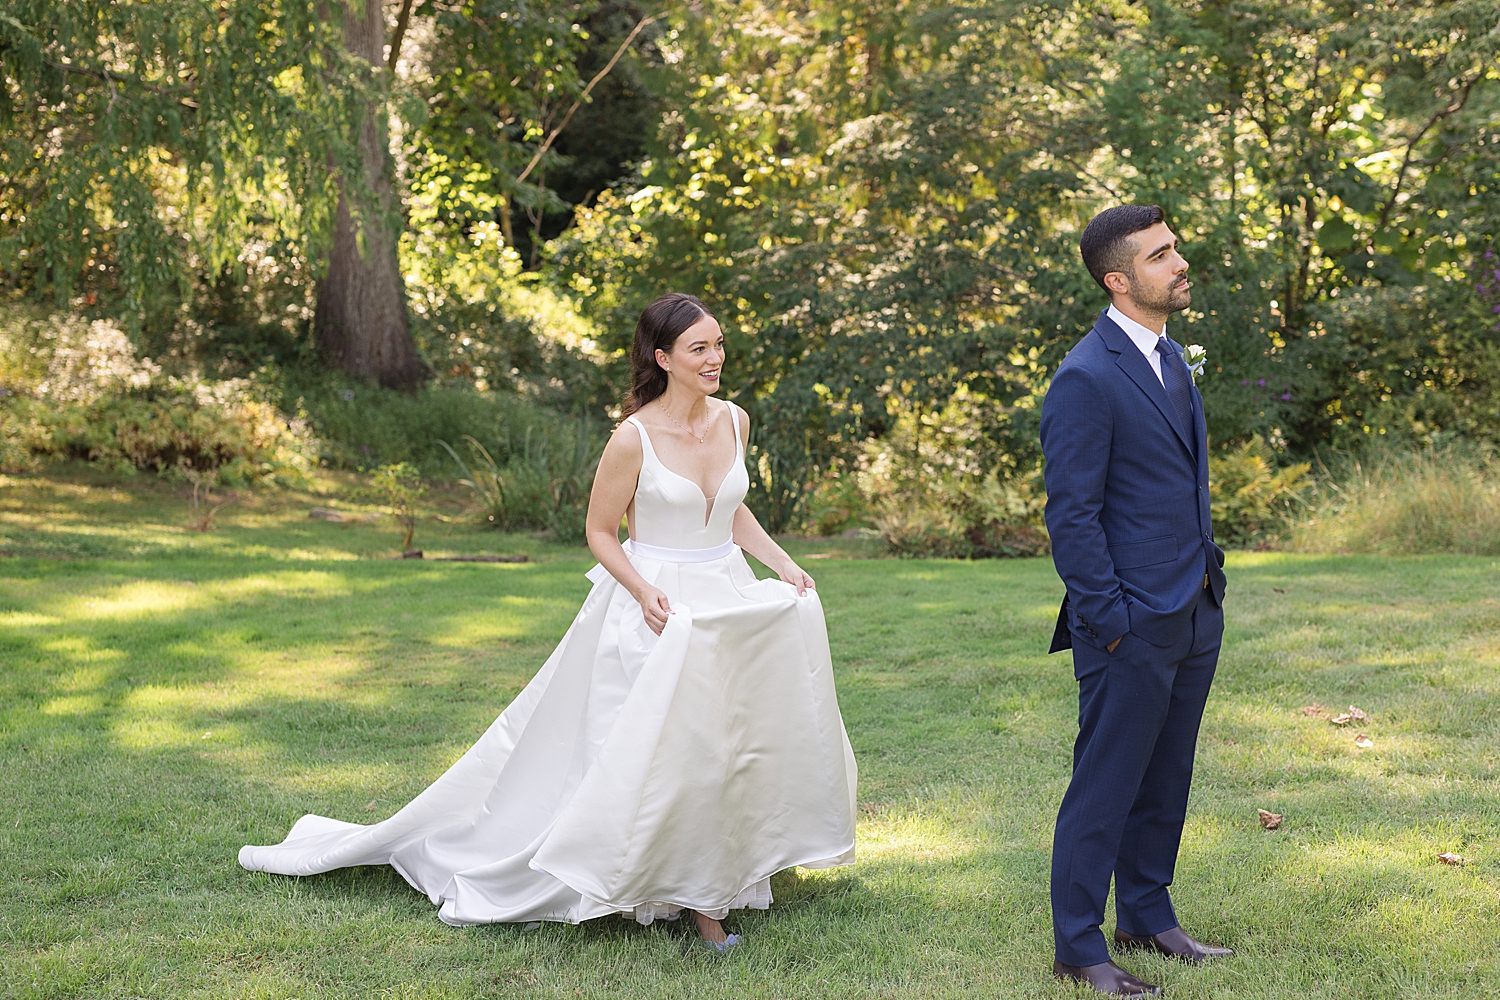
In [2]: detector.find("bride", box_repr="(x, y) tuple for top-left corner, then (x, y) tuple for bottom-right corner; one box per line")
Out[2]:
(240, 293), (858, 950)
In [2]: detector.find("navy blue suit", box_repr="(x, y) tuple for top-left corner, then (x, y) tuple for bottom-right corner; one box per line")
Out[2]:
(1040, 309), (1226, 967)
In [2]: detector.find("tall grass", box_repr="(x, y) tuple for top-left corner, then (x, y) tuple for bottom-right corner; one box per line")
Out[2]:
(1293, 444), (1500, 555)
(281, 367), (605, 481)
(439, 418), (604, 543)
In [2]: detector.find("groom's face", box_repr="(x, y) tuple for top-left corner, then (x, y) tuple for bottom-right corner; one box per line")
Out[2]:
(1109, 222), (1191, 316)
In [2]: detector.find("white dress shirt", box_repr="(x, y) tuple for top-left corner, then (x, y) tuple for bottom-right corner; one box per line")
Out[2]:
(1106, 304), (1166, 387)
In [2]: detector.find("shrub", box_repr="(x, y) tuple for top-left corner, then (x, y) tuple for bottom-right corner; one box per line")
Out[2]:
(365, 463), (428, 552)
(1208, 436), (1312, 548)
(440, 417), (604, 543)
(0, 313), (313, 482)
(803, 470), (869, 537)
(288, 372), (527, 473)
(871, 470), (1050, 559)
(1293, 445), (1500, 555)
(842, 397), (1050, 559)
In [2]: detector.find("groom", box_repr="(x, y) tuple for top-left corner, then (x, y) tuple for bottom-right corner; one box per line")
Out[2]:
(1039, 205), (1230, 997)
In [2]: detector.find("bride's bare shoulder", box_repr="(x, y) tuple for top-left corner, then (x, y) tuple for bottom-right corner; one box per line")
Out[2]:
(599, 417), (644, 465)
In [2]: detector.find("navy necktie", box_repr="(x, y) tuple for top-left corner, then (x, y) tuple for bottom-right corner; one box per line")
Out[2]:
(1155, 335), (1195, 439)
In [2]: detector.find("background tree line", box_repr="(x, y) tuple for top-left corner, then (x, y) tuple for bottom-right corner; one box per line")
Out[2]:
(3, 0), (1499, 541)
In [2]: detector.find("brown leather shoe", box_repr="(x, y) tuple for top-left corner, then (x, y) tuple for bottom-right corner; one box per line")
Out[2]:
(1052, 960), (1161, 997)
(1114, 925), (1233, 963)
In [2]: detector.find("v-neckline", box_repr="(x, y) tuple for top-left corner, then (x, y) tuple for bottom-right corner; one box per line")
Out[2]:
(632, 405), (740, 522)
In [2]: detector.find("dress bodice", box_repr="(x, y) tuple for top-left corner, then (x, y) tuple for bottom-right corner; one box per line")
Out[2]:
(626, 403), (748, 551)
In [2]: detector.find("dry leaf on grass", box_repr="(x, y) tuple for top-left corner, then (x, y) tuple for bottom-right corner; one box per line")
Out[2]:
(1301, 704), (1327, 717)
(1353, 734), (1374, 748)
(1331, 713), (1353, 726)
(1257, 809), (1283, 830)
(1348, 705), (1368, 722)
(364, 800), (378, 812)
(1437, 852), (1467, 866)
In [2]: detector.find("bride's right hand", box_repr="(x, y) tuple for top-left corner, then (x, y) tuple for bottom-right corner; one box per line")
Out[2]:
(635, 585), (673, 635)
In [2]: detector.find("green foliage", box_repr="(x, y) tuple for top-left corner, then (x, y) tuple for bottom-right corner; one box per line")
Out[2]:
(842, 397), (1049, 558)
(561, 0), (1500, 516)
(562, 0), (1097, 523)
(0, 0), (361, 317)
(1294, 444), (1500, 555)
(10, 0), (1500, 528)
(440, 419), (604, 543)
(366, 462), (427, 552)
(869, 471), (1050, 560)
(0, 313), (312, 482)
(1208, 437), (1313, 548)
(290, 374), (532, 473)
(1089, 0), (1500, 454)
(410, 0), (660, 268)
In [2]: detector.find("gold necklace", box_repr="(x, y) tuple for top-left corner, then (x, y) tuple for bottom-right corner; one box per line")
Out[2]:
(662, 402), (711, 444)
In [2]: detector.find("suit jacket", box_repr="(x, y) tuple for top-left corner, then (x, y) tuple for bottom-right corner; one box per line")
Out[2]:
(1041, 309), (1226, 654)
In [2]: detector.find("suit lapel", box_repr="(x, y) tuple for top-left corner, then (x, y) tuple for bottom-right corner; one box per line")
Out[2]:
(1190, 370), (1208, 467)
(1093, 312), (1195, 457)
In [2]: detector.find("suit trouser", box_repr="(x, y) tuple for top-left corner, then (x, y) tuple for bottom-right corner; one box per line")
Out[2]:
(1050, 587), (1223, 967)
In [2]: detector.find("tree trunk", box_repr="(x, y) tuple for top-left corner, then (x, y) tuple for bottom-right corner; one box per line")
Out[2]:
(314, 0), (426, 390)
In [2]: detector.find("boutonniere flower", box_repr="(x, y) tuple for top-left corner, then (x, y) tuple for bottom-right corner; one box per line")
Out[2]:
(1183, 344), (1207, 380)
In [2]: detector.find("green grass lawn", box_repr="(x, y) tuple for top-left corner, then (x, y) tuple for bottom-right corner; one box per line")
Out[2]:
(3, 469), (1499, 998)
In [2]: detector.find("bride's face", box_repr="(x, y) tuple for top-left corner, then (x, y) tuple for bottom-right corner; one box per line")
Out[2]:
(656, 315), (725, 396)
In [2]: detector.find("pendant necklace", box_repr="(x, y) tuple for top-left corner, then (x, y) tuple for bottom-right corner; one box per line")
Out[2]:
(663, 402), (710, 444)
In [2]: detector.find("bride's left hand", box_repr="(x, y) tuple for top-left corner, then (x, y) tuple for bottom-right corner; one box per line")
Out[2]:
(778, 562), (815, 595)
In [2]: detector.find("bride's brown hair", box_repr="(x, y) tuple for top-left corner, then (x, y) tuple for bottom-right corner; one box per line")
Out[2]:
(623, 293), (713, 416)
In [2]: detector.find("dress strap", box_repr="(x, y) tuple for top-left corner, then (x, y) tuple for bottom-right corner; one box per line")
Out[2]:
(727, 402), (742, 458)
(624, 415), (660, 466)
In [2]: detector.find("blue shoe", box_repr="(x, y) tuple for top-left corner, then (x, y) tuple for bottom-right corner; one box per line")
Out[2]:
(701, 933), (741, 953)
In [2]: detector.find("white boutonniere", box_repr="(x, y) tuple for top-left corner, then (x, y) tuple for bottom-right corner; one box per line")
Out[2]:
(1183, 344), (1207, 381)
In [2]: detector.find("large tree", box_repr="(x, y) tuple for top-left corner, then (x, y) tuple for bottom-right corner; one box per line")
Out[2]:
(0, 0), (426, 386)
(313, 0), (425, 388)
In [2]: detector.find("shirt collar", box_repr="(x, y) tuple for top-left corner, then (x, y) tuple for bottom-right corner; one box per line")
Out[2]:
(1106, 303), (1166, 359)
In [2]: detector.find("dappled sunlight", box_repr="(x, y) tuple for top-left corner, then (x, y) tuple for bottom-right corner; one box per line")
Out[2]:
(858, 804), (981, 864)
(262, 755), (472, 803)
(112, 709), (200, 750)
(38, 635), (125, 665)
(0, 611), (62, 627)
(428, 598), (559, 647)
(42, 694), (105, 716)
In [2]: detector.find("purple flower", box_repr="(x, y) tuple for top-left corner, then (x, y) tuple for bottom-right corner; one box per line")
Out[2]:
(1241, 379), (1250, 386)
(1257, 379), (1267, 387)
(1281, 393), (1292, 400)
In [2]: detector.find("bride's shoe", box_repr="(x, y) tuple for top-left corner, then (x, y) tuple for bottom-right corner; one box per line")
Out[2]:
(701, 933), (741, 953)
(691, 911), (742, 953)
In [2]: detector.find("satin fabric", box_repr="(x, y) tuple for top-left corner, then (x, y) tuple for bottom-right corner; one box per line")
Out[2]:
(239, 401), (858, 926)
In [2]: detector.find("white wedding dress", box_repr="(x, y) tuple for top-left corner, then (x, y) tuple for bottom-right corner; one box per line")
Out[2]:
(240, 404), (858, 926)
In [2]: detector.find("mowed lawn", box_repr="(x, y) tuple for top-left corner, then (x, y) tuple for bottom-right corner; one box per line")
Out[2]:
(3, 472), (1499, 999)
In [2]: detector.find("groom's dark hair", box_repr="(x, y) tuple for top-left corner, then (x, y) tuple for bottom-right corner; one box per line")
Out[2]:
(1080, 204), (1166, 293)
